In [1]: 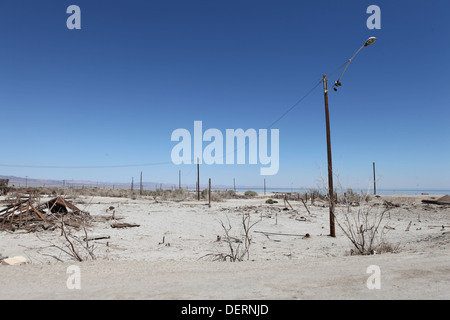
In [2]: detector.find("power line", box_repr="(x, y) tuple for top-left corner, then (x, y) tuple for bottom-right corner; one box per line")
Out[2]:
(0, 162), (173, 169)
(213, 78), (324, 160)
(0, 62), (348, 170)
(265, 79), (322, 130)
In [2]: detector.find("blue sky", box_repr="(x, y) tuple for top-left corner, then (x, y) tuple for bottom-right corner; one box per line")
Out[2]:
(0, 0), (449, 190)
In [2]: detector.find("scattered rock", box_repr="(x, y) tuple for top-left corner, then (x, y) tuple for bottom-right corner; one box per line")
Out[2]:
(1, 256), (28, 266)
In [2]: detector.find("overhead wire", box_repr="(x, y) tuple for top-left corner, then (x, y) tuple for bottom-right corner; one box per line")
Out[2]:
(0, 61), (348, 170)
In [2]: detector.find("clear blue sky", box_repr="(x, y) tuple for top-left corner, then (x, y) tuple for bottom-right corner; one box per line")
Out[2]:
(0, 0), (449, 190)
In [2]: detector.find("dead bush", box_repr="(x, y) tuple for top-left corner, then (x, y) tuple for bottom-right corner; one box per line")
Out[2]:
(202, 213), (260, 262)
(336, 199), (399, 255)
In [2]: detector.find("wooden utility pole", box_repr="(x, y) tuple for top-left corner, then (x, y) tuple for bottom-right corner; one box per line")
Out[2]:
(197, 158), (200, 201)
(131, 177), (134, 191)
(140, 172), (143, 195)
(208, 178), (211, 208)
(179, 170), (181, 189)
(373, 162), (377, 195)
(323, 75), (336, 238)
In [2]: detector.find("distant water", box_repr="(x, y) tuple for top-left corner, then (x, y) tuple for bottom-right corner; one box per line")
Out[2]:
(228, 188), (450, 195)
(366, 189), (450, 196)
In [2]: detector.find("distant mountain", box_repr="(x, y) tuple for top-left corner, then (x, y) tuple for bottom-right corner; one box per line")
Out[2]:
(0, 175), (235, 190)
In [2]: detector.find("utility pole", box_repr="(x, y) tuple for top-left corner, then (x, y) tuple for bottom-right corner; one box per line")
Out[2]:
(233, 178), (236, 192)
(131, 177), (134, 191)
(140, 171), (143, 195)
(208, 178), (211, 208)
(319, 38), (376, 238)
(323, 75), (336, 238)
(179, 170), (181, 189)
(25, 176), (28, 188)
(373, 162), (377, 195)
(197, 157), (200, 201)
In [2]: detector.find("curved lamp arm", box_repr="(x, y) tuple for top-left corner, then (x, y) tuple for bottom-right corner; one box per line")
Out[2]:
(330, 37), (377, 92)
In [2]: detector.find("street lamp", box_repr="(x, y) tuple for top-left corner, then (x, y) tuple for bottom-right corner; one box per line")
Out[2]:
(323, 37), (377, 237)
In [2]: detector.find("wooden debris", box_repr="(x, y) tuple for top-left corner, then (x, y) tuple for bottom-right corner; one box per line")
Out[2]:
(384, 200), (400, 208)
(84, 235), (111, 241)
(405, 221), (412, 232)
(283, 195), (294, 210)
(254, 230), (306, 237)
(110, 222), (140, 229)
(422, 195), (450, 205)
(300, 198), (312, 216)
(0, 195), (89, 232)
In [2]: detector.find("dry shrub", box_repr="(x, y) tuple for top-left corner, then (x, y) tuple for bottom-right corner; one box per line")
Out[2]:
(202, 213), (260, 262)
(336, 198), (399, 255)
(244, 190), (257, 198)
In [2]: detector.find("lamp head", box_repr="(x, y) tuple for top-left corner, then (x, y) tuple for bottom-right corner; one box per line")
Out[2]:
(364, 37), (377, 47)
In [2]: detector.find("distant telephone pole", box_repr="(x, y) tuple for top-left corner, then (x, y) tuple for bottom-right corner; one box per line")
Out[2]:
(197, 158), (200, 200)
(131, 177), (134, 191)
(373, 162), (377, 195)
(179, 170), (181, 189)
(208, 178), (211, 208)
(140, 171), (143, 195)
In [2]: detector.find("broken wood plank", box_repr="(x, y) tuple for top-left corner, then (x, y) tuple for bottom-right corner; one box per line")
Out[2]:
(284, 195), (294, 210)
(29, 203), (47, 221)
(0, 199), (29, 214)
(254, 230), (306, 237)
(300, 198), (311, 216)
(405, 221), (412, 232)
(110, 223), (140, 229)
(84, 235), (111, 241)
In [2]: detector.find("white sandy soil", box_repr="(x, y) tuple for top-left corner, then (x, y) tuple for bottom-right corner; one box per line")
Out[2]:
(0, 193), (449, 299)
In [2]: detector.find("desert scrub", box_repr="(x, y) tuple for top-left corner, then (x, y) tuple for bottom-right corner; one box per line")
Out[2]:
(336, 200), (399, 255)
(244, 190), (257, 198)
(212, 190), (238, 201)
(201, 213), (260, 262)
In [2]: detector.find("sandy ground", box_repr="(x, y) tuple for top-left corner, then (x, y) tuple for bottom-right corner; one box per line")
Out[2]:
(0, 193), (449, 300)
